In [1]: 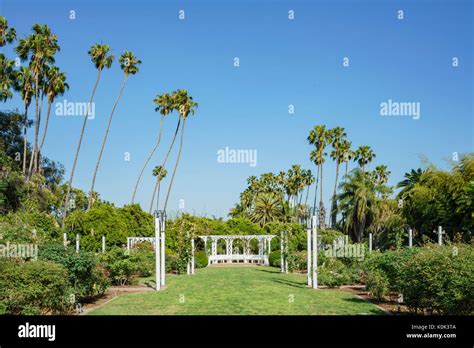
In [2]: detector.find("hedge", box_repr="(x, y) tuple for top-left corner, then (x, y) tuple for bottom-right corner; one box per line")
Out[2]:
(0, 259), (72, 315)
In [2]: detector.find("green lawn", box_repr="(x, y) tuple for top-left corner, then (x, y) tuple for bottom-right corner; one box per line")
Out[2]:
(88, 266), (385, 315)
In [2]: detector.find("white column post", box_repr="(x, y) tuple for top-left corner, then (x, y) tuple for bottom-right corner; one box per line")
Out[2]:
(155, 215), (161, 291)
(187, 231), (191, 274)
(408, 228), (412, 248)
(285, 232), (288, 274)
(102, 236), (105, 253)
(280, 231), (284, 273)
(160, 220), (166, 286)
(438, 226), (443, 245)
(369, 233), (373, 252)
(211, 237), (217, 265)
(307, 225), (312, 287)
(266, 238), (270, 266)
(312, 216), (318, 289)
(243, 238), (247, 263)
(75, 234), (79, 253)
(63, 233), (67, 248)
(191, 237), (195, 275)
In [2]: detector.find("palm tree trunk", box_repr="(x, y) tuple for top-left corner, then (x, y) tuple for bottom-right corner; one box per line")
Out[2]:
(62, 69), (102, 228)
(331, 162), (340, 227)
(312, 165), (320, 212)
(33, 91), (45, 173)
(28, 73), (39, 178)
(304, 185), (310, 206)
(22, 101), (28, 175)
(149, 179), (162, 214)
(131, 116), (165, 203)
(87, 74), (128, 210)
(319, 160), (325, 228)
(38, 99), (52, 173)
(149, 118), (181, 212)
(163, 116), (186, 211)
(149, 178), (158, 213)
(345, 160), (348, 177)
(319, 155), (324, 206)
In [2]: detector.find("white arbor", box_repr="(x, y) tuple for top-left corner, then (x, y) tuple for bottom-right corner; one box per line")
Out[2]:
(197, 235), (276, 266)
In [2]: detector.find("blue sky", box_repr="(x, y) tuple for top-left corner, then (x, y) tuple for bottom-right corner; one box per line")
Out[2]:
(1, 0), (473, 218)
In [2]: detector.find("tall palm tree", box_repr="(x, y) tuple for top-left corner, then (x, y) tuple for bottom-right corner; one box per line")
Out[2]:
(131, 93), (174, 204)
(338, 169), (378, 242)
(62, 44), (114, 227)
(38, 66), (68, 169)
(13, 66), (34, 174)
(0, 16), (16, 47)
(374, 165), (390, 185)
(340, 139), (352, 178)
(87, 51), (141, 210)
(0, 16), (16, 100)
(303, 168), (315, 206)
(16, 24), (60, 176)
(373, 164), (391, 198)
(308, 125), (333, 227)
(149, 165), (167, 213)
(330, 127), (347, 227)
(162, 89), (198, 211)
(0, 54), (15, 101)
(353, 145), (376, 173)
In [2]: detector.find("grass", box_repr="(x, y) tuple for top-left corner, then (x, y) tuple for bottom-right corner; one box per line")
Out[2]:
(88, 266), (385, 315)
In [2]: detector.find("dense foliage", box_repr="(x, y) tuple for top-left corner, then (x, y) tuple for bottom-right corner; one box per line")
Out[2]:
(363, 244), (474, 314)
(0, 259), (72, 314)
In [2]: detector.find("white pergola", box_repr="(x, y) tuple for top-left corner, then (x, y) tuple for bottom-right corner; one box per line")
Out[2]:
(198, 235), (276, 266)
(126, 237), (156, 251)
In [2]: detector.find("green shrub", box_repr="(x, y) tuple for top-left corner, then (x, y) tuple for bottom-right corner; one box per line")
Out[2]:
(365, 270), (389, 300)
(319, 229), (345, 245)
(318, 257), (358, 288)
(398, 244), (473, 314)
(166, 249), (179, 273)
(288, 250), (307, 272)
(362, 249), (414, 293)
(363, 244), (474, 314)
(131, 243), (155, 277)
(194, 251), (208, 268)
(0, 259), (72, 314)
(65, 203), (153, 251)
(269, 250), (281, 268)
(100, 247), (138, 285)
(39, 243), (109, 300)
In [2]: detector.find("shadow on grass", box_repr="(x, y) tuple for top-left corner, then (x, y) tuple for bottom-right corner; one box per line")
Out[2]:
(271, 278), (306, 289)
(342, 297), (387, 315)
(255, 268), (281, 274)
